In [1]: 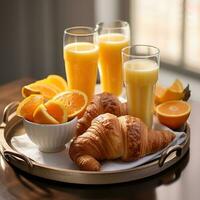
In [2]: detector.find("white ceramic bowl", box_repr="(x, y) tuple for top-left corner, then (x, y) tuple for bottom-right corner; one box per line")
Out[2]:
(23, 117), (77, 153)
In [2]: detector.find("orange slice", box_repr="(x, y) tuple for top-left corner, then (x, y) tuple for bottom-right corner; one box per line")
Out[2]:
(170, 79), (184, 92)
(156, 100), (191, 129)
(33, 104), (59, 124)
(21, 85), (41, 97)
(21, 75), (67, 99)
(35, 80), (62, 93)
(16, 95), (44, 121)
(155, 83), (166, 105)
(155, 79), (184, 104)
(159, 88), (184, 103)
(45, 100), (68, 123)
(53, 90), (88, 119)
(46, 75), (68, 91)
(22, 81), (60, 99)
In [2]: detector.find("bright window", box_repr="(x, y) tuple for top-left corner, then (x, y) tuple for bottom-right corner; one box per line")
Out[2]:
(130, 0), (200, 73)
(184, 0), (200, 70)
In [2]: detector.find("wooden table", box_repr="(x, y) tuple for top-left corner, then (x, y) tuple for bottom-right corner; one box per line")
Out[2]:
(0, 78), (199, 200)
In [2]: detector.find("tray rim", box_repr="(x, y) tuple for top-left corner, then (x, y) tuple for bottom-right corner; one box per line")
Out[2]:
(0, 108), (190, 184)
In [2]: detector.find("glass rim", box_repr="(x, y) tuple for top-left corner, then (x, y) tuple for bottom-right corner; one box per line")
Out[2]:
(122, 44), (160, 59)
(64, 26), (97, 37)
(96, 20), (129, 30)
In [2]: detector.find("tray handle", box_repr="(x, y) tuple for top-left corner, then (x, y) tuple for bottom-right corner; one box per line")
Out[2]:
(159, 145), (182, 167)
(3, 150), (33, 169)
(2, 101), (19, 125)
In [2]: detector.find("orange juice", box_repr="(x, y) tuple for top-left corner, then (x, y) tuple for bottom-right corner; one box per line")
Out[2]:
(124, 59), (159, 128)
(64, 42), (99, 101)
(98, 33), (129, 96)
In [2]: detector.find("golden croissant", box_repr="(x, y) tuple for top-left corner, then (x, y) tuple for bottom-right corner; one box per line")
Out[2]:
(76, 92), (127, 136)
(69, 113), (175, 171)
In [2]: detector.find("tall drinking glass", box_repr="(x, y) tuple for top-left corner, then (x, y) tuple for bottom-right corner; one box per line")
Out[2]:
(122, 45), (160, 128)
(96, 20), (130, 96)
(63, 26), (99, 101)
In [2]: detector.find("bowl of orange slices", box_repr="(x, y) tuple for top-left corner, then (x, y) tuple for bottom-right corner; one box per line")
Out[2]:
(16, 75), (88, 152)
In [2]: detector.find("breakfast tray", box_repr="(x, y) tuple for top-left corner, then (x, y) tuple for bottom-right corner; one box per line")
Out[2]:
(0, 102), (190, 185)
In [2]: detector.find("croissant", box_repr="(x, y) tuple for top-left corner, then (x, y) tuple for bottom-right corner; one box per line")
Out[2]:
(76, 92), (127, 136)
(69, 113), (175, 171)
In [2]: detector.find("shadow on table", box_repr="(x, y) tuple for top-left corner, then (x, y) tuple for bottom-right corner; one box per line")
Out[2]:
(6, 150), (189, 200)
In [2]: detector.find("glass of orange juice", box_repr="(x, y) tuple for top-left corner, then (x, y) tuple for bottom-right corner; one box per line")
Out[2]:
(63, 27), (99, 101)
(96, 20), (130, 96)
(122, 45), (160, 128)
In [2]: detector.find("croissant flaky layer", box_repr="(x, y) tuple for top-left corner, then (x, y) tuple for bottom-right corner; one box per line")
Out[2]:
(69, 113), (175, 171)
(76, 92), (127, 136)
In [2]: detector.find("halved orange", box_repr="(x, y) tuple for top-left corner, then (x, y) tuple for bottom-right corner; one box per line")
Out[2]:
(53, 90), (88, 119)
(156, 100), (191, 129)
(22, 81), (60, 99)
(45, 100), (68, 123)
(16, 95), (44, 121)
(46, 75), (68, 91)
(33, 104), (59, 124)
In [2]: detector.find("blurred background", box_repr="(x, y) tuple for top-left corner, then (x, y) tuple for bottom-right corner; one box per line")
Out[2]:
(0, 0), (200, 100)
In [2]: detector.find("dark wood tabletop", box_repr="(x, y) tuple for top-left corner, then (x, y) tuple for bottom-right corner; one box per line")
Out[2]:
(0, 78), (199, 200)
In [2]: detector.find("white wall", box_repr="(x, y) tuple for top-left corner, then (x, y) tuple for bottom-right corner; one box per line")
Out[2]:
(94, 0), (120, 23)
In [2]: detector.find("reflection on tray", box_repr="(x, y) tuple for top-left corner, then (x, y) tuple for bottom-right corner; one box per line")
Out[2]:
(8, 150), (189, 200)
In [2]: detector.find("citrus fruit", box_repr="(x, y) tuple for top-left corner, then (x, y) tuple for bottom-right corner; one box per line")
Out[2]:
(156, 100), (191, 129)
(155, 79), (189, 105)
(16, 95), (44, 121)
(45, 100), (68, 123)
(22, 81), (60, 99)
(155, 83), (166, 105)
(159, 88), (184, 103)
(33, 104), (59, 124)
(53, 90), (88, 119)
(21, 85), (41, 97)
(46, 75), (68, 91)
(21, 75), (68, 99)
(170, 79), (183, 91)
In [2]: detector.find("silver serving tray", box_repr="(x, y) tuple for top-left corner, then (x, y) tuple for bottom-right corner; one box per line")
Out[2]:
(0, 102), (190, 185)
